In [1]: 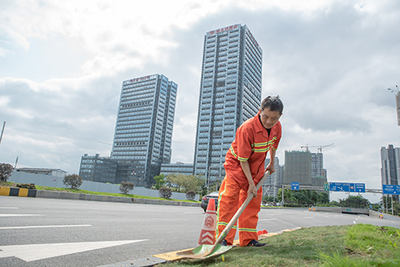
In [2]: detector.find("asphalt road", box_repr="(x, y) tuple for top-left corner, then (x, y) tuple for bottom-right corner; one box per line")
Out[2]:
(1, 196), (399, 267)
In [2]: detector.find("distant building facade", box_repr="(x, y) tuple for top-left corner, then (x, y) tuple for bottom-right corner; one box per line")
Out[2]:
(160, 162), (194, 176)
(193, 24), (263, 185)
(263, 157), (281, 199)
(110, 74), (177, 187)
(381, 144), (400, 201)
(16, 168), (67, 178)
(79, 154), (119, 183)
(381, 144), (400, 186)
(284, 150), (312, 186)
(311, 153), (327, 186)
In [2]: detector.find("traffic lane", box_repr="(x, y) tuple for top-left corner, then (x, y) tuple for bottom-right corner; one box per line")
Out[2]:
(0, 197), (204, 246)
(0, 196), (206, 267)
(2, 197), (399, 266)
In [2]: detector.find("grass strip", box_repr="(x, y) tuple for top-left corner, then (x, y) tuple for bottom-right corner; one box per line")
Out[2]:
(165, 224), (400, 267)
(0, 181), (198, 203)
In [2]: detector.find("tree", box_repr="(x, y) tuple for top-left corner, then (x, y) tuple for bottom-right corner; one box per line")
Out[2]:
(119, 182), (134, 194)
(277, 188), (292, 203)
(316, 192), (329, 204)
(263, 195), (275, 204)
(63, 174), (83, 189)
(0, 163), (14, 182)
(186, 190), (196, 200)
(293, 191), (308, 205)
(381, 196), (399, 215)
(329, 200), (340, 207)
(153, 174), (166, 190)
(277, 189), (329, 206)
(166, 173), (204, 192)
(339, 195), (370, 208)
(159, 187), (172, 199)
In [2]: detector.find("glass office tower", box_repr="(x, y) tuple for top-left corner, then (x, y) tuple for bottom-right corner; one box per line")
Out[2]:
(193, 24), (263, 185)
(111, 74), (177, 187)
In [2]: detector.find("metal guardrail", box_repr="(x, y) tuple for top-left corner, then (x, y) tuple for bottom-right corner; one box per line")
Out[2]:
(281, 184), (382, 193)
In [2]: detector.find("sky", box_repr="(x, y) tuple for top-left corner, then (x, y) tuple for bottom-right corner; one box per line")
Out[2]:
(1, 0), (399, 203)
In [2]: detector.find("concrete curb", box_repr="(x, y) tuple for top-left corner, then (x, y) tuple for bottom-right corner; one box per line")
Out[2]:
(0, 186), (37, 197)
(1, 187), (200, 207)
(310, 206), (370, 216)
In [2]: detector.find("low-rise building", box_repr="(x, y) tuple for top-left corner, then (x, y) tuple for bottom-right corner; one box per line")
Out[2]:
(16, 168), (67, 178)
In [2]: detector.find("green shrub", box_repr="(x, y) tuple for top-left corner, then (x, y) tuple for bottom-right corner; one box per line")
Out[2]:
(119, 182), (134, 194)
(63, 174), (83, 189)
(0, 163), (14, 182)
(159, 187), (172, 199)
(16, 183), (36, 189)
(185, 190), (196, 200)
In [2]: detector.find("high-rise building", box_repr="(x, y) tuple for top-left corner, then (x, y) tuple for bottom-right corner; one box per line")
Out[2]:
(381, 144), (400, 201)
(263, 157), (281, 198)
(395, 92), (400, 126)
(193, 24), (263, 185)
(160, 162), (194, 176)
(111, 74), (177, 187)
(311, 153), (327, 186)
(381, 144), (400, 186)
(284, 150), (312, 186)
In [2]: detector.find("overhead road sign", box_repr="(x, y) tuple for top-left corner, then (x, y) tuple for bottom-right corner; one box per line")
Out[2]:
(382, 185), (400, 195)
(350, 183), (365, 193)
(291, 182), (300, 190)
(329, 182), (365, 192)
(329, 182), (350, 192)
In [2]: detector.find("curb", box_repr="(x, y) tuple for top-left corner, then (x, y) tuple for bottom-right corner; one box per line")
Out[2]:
(0, 187), (200, 207)
(0, 187), (37, 197)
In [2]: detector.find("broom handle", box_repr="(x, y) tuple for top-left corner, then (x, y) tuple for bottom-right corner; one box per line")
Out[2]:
(215, 170), (271, 245)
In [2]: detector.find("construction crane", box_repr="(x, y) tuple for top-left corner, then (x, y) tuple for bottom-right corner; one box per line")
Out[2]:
(317, 143), (335, 153)
(300, 144), (318, 152)
(301, 143), (335, 153)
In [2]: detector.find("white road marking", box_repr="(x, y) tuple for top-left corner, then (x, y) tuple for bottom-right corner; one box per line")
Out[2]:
(259, 218), (278, 221)
(0, 214), (42, 217)
(303, 217), (315, 219)
(0, 207), (18, 209)
(353, 215), (361, 224)
(0, 240), (148, 262)
(0, 224), (92, 230)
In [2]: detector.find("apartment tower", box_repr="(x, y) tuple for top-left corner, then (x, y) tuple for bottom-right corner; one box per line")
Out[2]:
(111, 74), (177, 187)
(193, 24), (263, 185)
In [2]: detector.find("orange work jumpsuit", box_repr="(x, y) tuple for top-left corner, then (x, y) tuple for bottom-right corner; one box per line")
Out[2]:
(216, 111), (281, 247)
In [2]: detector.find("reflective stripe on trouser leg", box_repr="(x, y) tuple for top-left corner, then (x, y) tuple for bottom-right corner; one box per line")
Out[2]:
(238, 185), (262, 247)
(215, 176), (240, 246)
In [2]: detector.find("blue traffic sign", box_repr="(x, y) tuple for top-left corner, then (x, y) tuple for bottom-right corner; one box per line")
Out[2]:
(349, 183), (365, 193)
(291, 182), (300, 190)
(342, 183), (350, 192)
(329, 182), (346, 192)
(329, 182), (365, 192)
(382, 185), (400, 195)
